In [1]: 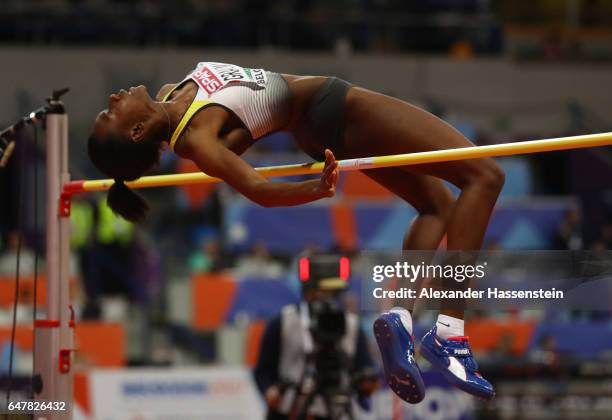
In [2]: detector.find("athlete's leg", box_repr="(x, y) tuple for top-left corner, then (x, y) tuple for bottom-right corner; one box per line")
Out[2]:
(362, 168), (453, 251)
(408, 158), (504, 318)
(362, 169), (454, 404)
(363, 167), (452, 314)
(344, 87), (502, 400)
(344, 87), (504, 282)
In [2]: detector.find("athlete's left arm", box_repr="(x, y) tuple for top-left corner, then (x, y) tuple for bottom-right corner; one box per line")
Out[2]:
(182, 128), (338, 208)
(220, 127), (255, 156)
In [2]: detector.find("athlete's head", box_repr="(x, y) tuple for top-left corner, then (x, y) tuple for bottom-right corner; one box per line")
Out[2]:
(88, 85), (167, 222)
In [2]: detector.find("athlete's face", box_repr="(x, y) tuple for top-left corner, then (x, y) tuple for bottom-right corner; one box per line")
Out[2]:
(93, 85), (155, 143)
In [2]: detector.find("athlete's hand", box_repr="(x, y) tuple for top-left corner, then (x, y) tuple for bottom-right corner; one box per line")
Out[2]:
(318, 149), (339, 198)
(265, 385), (281, 409)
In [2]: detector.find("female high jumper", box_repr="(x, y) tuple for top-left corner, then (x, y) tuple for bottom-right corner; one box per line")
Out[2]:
(88, 62), (504, 403)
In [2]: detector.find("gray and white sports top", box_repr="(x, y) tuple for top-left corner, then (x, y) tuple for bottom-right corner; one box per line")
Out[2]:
(163, 62), (292, 150)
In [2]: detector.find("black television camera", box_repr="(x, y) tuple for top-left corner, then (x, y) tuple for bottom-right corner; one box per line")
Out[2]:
(290, 255), (377, 420)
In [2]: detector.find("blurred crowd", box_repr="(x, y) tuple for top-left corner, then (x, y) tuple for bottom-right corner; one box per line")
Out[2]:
(0, 0), (610, 58)
(0, 0), (498, 52)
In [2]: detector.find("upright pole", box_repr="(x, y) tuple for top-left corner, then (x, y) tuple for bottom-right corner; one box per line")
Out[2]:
(57, 107), (73, 418)
(33, 103), (73, 419)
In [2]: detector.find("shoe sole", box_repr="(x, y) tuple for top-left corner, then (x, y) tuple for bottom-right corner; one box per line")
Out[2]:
(373, 316), (425, 404)
(420, 340), (495, 400)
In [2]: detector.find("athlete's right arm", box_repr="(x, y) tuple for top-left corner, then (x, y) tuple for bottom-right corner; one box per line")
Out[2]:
(181, 130), (339, 208)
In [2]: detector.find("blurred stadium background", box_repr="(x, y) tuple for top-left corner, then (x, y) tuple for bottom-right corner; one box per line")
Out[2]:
(1, 0), (612, 418)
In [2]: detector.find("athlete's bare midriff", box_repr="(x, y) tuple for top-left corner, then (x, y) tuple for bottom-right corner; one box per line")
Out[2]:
(279, 74), (329, 133)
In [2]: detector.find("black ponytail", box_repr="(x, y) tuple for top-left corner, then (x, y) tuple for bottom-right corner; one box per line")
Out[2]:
(88, 131), (160, 222)
(107, 180), (149, 222)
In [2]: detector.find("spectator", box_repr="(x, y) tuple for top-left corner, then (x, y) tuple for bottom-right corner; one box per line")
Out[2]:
(0, 231), (37, 276)
(528, 334), (560, 368)
(80, 197), (137, 319)
(553, 208), (583, 250)
(235, 241), (284, 278)
(188, 238), (222, 274)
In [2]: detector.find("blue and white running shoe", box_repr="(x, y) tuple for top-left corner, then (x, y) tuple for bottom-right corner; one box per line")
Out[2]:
(420, 326), (495, 400)
(373, 312), (425, 403)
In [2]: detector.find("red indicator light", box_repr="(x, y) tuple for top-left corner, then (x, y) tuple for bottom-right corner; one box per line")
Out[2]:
(339, 257), (350, 280)
(299, 257), (310, 281)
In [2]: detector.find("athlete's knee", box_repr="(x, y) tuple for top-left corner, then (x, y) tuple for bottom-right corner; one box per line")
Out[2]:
(464, 158), (505, 195)
(480, 159), (505, 193)
(418, 186), (454, 219)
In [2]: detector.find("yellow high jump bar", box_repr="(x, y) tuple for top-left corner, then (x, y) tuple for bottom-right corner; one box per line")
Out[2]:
(63, 132), (612, 194)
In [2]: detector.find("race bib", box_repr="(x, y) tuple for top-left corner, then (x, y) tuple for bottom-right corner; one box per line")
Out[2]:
(190, 62), (267, 95)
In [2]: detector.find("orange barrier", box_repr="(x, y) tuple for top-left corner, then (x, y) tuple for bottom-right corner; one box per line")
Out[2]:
(330, 203), (358, 251)
(0, 276), (79, 308)
(244, 320), (266, 368)
(0, 325), (34, 351)
(0, 322), (125, 367)
(0, 276), (47, 307)
(465, 318), (536, 355)
(192, 273), (237, 330)
(341, 171), (393, 199)
(74, 322), (126, 367)
(177, 158), (217, 208)
(74, 371), (91, 417)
